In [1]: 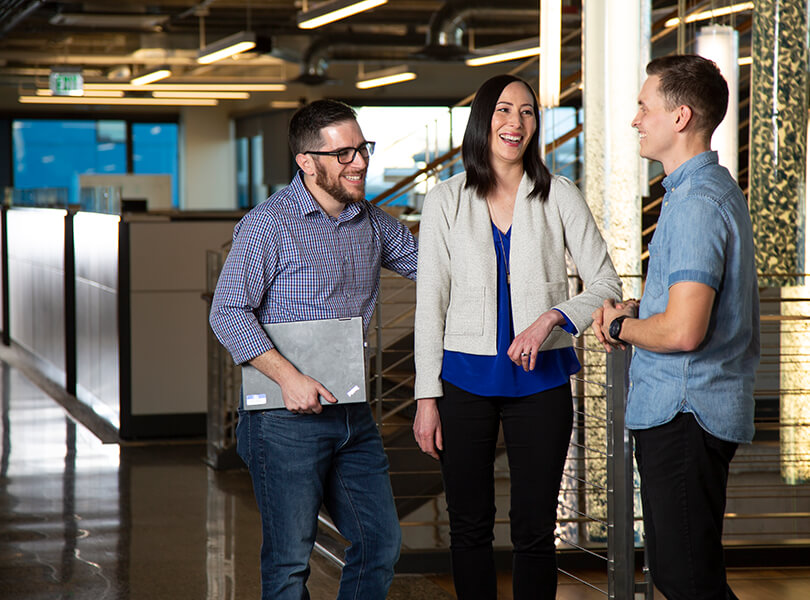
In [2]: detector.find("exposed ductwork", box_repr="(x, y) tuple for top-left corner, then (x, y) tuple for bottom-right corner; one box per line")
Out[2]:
(0, 0), (47, 40)
(418, 1), (540, 59)
(292, 35), (421, 86)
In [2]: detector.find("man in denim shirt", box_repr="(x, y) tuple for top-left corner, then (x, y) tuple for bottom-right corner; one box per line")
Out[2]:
(593, 55), (760, 599)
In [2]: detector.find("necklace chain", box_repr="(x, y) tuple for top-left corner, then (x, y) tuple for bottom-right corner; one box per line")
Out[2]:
(486, 199), (511, 286)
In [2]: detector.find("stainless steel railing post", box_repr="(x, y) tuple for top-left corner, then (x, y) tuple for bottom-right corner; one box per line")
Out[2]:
(606, 345), (635, 599)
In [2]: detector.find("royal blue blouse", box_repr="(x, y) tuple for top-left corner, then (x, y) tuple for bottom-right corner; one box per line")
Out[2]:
(441, 223), (580, 397)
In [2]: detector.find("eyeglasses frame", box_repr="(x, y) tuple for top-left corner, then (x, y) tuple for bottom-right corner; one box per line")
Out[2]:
(304, 141), (376, 164)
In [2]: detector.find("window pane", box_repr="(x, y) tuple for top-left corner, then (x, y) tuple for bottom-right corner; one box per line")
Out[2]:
(132, 122), (179, 207)
(236, 137), (250, 209)
(355, 106), (470, 208)
(12, 119), (126, 204)
(251, 135), (266, 206)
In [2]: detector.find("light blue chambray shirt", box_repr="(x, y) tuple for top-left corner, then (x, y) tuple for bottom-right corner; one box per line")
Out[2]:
(627, 151), (760, 443)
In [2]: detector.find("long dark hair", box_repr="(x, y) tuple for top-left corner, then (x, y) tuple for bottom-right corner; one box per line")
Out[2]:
(462, 74), (551, 201)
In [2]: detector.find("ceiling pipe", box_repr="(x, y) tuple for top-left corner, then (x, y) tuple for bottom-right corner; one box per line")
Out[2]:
(420, 1), (540, 60)
(293, 35), (419, 85)
(0, 0), (47, 40)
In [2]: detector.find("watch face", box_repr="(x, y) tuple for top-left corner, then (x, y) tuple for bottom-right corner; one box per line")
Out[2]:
(610, 317), (622, 340)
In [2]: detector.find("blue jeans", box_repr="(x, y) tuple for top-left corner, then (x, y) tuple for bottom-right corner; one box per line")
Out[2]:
(236, 403), (401, 600)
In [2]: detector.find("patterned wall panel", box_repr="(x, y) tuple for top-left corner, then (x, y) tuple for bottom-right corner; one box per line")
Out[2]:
(750, 0), (809, 286)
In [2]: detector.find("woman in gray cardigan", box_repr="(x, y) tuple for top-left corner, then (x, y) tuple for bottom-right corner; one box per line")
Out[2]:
(413, 75), (621, 599)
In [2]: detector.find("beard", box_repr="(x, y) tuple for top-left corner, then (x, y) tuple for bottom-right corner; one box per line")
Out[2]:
(313, 159), (365, 205)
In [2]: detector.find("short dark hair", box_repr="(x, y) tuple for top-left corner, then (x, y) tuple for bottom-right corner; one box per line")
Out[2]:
(288, 99), (357, 156)
(462, 74), (551, 201)
(646, 55), (729, 141)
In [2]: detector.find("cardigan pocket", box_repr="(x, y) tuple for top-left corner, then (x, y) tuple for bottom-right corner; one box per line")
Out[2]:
(445, 286), (485, 336)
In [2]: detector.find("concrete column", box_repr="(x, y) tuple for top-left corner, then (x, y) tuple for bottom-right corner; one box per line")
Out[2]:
(750, 0), (810, 485)
(583, 0), (646, 298)
(749, 0), (808, 285)
(582, 0), (649, 542)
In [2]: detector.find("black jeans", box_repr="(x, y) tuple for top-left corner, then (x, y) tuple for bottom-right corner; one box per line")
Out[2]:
(437, 380), (574, 600)
(634, 412), (739, 600)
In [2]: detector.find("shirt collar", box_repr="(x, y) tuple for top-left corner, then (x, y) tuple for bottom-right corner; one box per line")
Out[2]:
(289, 170), (364, 221)
(661, 150), (718, 192)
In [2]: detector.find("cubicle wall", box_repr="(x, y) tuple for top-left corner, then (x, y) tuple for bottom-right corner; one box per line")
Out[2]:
(6, 208), (67, 385)
(3, 206), (240, 439)
(73, 212), (121, 425)
(121, 219), (236, 438)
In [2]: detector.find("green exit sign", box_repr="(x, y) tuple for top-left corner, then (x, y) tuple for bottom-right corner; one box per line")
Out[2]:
(49, 70), (84, 96)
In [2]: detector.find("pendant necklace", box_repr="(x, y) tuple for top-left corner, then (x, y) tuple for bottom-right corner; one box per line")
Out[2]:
(486, 199), (511, 285)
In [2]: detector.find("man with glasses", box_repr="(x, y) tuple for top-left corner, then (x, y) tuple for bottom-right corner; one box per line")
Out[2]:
(210, 99), (417, 600)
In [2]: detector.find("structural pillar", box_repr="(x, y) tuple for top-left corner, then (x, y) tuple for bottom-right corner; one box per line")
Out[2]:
(750, 0), (810, 484)
(582, 0), (649, 541)
(750, 0), (808, 284)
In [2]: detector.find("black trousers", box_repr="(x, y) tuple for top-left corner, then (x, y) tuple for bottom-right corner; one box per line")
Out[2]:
(634, 412), (739, 600)
(437, 380), (573, 600)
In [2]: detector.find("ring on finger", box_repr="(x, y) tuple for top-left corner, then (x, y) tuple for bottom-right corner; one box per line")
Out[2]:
(520, 352), (529, 358)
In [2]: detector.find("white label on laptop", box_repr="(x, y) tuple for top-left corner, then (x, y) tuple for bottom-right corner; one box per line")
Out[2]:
(246, 393), (267, 406)
(346, 385), (360, 397)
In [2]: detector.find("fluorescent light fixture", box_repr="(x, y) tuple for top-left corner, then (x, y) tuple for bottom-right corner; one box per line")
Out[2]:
(539, 0), (561, 107)
(665, 2), (754, 28)
(19, 95), (218, 106)
(197, 31), (256, 64)
(152, 91), (250, 99)
(465, 39), (541, 67)
(37, 88), (125, 98)
(49, 13), (169, 29)
(270, 100), (302, 109)
(356, 65), (416, 89)
(85, 83), (286, 92)
(298, 0), (388, 30)
(130, 66), (171, 86)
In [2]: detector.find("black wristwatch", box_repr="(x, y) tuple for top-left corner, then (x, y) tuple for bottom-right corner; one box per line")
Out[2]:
(609, 316), (629, 343)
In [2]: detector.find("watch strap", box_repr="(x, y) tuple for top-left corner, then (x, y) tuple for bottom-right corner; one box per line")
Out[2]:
(609, 315), (628, 343)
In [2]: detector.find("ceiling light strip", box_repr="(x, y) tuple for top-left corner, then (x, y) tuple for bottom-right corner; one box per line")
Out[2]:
(664, 2), (754, 28)
(19, 95), (218, 106)
(36, 89), (125, 98)
(130, 68), (172, 86)
(298, 0), (388, 30)
(84, 83), (286, 92)
(356, 72), (416, 89)
(151, 91), (250, 99)
(197, 31), (257, 65)
(465, 46), (542, 67)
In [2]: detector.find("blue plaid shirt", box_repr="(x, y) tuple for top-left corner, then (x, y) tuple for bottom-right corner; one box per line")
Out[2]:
(210, 172), (418, 365)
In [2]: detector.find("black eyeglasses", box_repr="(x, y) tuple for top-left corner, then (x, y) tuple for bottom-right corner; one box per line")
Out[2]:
(305, 141), (376, 164)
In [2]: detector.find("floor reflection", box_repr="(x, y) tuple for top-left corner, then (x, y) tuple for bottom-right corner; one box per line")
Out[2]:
(0, 360), (451, 600)
(0, 361), (264, 600)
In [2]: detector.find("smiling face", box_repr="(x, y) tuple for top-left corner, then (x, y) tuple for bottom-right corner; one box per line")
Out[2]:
(632, 75), (679, 166)
(307, 119), (369, 206)
(488, 81), (537, 168)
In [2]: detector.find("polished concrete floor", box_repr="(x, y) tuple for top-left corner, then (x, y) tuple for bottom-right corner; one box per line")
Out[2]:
(1, 356), (809, 600)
